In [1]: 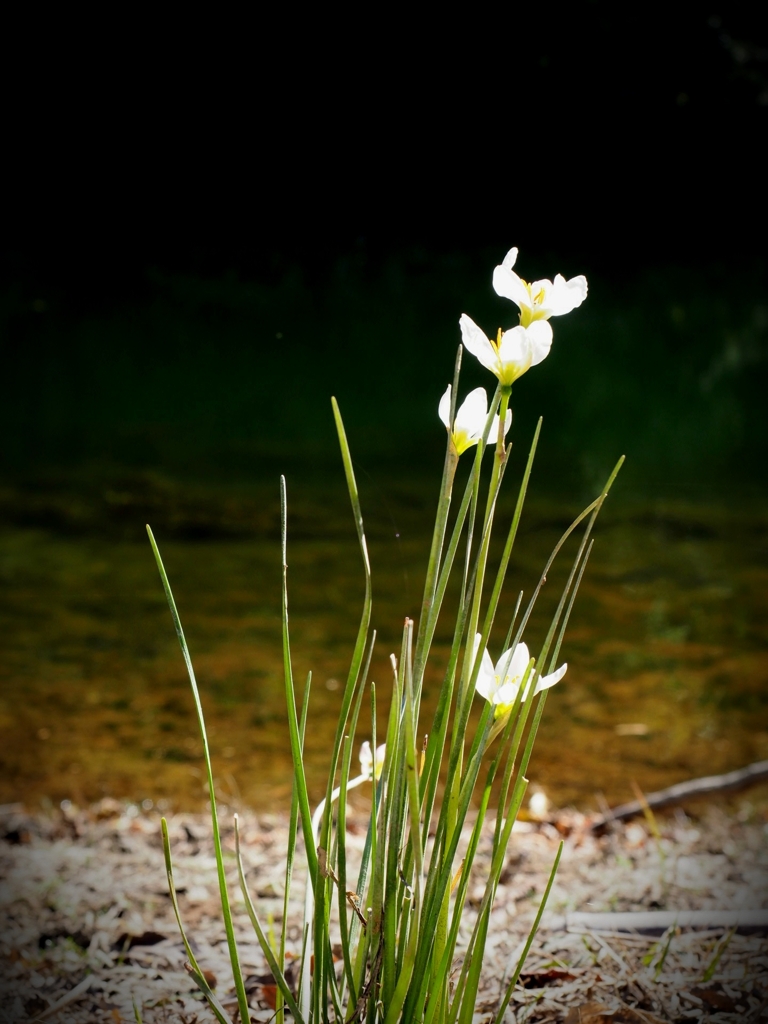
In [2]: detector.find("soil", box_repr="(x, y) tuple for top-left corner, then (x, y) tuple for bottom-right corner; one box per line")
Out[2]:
(1, 798), (767, 1023)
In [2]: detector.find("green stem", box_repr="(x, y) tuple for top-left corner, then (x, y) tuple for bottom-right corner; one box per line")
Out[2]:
(454, 385), (512, 733)
(279, 480), (318, 883)
(493, 842), (564, 1024)
(278, 671), (311, 1024)
(413, 345), (463, 697)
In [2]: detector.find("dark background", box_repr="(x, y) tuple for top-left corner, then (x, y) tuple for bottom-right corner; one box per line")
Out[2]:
(2, 5), (767, 515)
(1, 3), (768, 825)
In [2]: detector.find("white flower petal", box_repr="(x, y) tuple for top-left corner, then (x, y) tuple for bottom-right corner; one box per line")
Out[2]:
(496, 326), (532, 383)
(534, 662), (567, 695)
(475, 672), (493, 701)
(488, 414), (501, 445)
(438, 384), (452, 429)
(529, 278), (552, 300)
(526, 320), (553, 366)
(460, 314), (499, 375)
(360, 740), (386, 779)
(472, 633), (497, 701)
(497, 325), (529, 363)
(454, 387), (488, 439)
(487, 408), (512, 446)
(494, 682), (518, 706)
(493, 264), (530, 308)
(496, 642), (530, 684)
(452, 387), (490, 454)
(501, 247), (519, 271)
(359, 741), (373, 777)
(548, 274), (588, 316)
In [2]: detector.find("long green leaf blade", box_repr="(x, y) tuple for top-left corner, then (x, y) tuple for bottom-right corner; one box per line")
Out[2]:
(147, 529), (249, 1024)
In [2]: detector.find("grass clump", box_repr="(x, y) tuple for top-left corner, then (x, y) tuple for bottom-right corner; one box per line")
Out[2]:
(146, 247), (621, 1023)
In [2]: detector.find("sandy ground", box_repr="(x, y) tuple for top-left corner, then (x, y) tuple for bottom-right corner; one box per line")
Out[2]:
(1, 799), (767, 1023)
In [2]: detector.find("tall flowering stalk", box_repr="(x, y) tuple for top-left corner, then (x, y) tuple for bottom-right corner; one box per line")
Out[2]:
(145, 247), (622, 1024)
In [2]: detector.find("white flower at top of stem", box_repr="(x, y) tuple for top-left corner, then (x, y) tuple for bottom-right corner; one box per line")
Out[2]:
(472, 633), (567, 718)
(359, 740), (386, 781)
(438, 385), (512, 455)
(459, 315), (554, 387)
(492, 247), (588, 328)
(459, 247), (587, 386)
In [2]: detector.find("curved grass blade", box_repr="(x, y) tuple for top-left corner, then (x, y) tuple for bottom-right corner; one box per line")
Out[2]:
(324, 399), (374, 814)
(413, 345), (463, 689)
(278, 670), (311, 1024)
(280, 479), (317, 883)
(478, 417), (541, 643)
(160, 818), (234, 1024)
(309, 399), (373, 1020)
(492, 841), (564, 1024)
(336, 636), (375, 1001)
(148, 528), (249, 1024)
(233, 816), (304, 1023)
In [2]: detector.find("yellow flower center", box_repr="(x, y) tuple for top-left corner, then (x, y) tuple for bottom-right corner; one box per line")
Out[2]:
(452, 429), (473, 456)
(491, 671), (522, 716)
(518, 279), (548, 327)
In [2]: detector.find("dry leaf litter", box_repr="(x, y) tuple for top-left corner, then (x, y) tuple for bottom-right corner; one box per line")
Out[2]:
(1, 799), (767, 1023)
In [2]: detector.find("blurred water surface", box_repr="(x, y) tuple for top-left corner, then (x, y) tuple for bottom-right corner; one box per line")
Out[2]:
(4, 249), (767, 815)
(2, 475), (767, 813)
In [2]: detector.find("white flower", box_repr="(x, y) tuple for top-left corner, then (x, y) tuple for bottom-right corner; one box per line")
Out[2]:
(472, 633), (567, 716)
(459, 314), (553, 387)
(459, 248), (587, 385)
(438, 385), (511, 455)
(492, 247), (588, 328)
(359, 741), (386, 781)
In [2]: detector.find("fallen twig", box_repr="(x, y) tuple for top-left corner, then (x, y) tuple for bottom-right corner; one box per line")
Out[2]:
(34, 974), (94, 1020)
(542, 909), (768, 935)
(589, 759), (768, 829)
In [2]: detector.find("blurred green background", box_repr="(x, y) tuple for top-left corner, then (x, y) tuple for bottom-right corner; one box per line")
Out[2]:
(2, 248), (766, 520)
